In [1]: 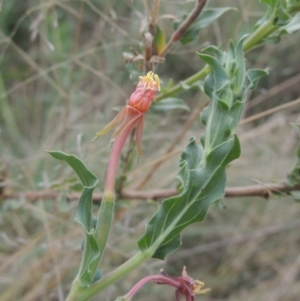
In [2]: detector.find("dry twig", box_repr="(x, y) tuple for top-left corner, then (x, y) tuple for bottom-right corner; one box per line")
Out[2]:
(160, 0), (207, 56)
(2, 182), (300, 202)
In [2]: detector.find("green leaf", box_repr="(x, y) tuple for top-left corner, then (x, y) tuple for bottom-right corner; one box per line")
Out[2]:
(154, 26), (166, 55)
(48, 151), (97, 189)
(197, 53), (228, 100)
(280, 12), (300, 33)
(173, 8), (235, 45)
(263, 35), (282, 44)
(232, 35), (247, 96)
(79, 232), (101, 285)
(138, 136), (240, 259)
(203, 99), (233, 150)
(246, 69), (269, 90)
(275, 5), (291, 26)
(179, 80), (204, 92)
(138, 40), (266, 261)
(48, 151), (98, 231)
(259, 12), (300, 45)
(150, 98), (190, 113)
(48, 151), (100, 285)
(177, 137), (203, 193)
(261, 0), (277, 7)
(223, 43), (235, 87)
(255, 0), (300, 40)
(202, 45), (225, 64)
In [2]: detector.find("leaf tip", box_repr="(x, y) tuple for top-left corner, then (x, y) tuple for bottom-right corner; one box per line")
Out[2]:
(47, 150), (65, 160)
(91, 136), (98, 142)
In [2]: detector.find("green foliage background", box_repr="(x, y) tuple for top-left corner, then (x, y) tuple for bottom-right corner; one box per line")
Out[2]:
(1, 1), (300, 300)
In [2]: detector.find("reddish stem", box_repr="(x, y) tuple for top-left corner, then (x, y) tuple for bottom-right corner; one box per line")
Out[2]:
(104, 121), (137, 199)
(126, 275), (181, 299)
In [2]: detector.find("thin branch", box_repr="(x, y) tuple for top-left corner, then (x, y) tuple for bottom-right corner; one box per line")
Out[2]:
(241, 97), (300, 125)
(143, 32), (154, 72)
(160, 0), (207, 57)
(247, 73), (300, 110)
(2, 182), (300, 202)
(149, 0), (160, 37)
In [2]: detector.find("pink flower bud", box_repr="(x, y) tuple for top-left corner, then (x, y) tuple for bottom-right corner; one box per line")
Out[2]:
(92, 72), (160, 198)
(128, 71), (160, 113)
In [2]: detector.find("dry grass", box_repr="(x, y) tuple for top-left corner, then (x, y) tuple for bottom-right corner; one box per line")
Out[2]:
(1, 0), (300, 300)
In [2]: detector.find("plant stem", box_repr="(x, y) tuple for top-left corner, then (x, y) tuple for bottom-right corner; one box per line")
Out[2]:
(66, 115), (139, 301)
(155, 18), (279, 103)
(155, 65), (210, 102)
(159, 0), (207, 57)
(287, 3), (300, 14)
(66, 15), (285, 301)
(94, 120), (137, 265)
(95, 200), (115, 256)
(125, 275), (180, 299)
(103, 121), (137, 200)
(73, 250), (155, 301)
(243, 20), (278, 52)
(65, 279), (82, 301)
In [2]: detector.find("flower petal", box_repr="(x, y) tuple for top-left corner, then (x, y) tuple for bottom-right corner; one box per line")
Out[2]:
(91, 106), (127, 141)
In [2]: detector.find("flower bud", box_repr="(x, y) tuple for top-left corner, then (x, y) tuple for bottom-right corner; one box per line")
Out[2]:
(128, 71), (160, 113)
